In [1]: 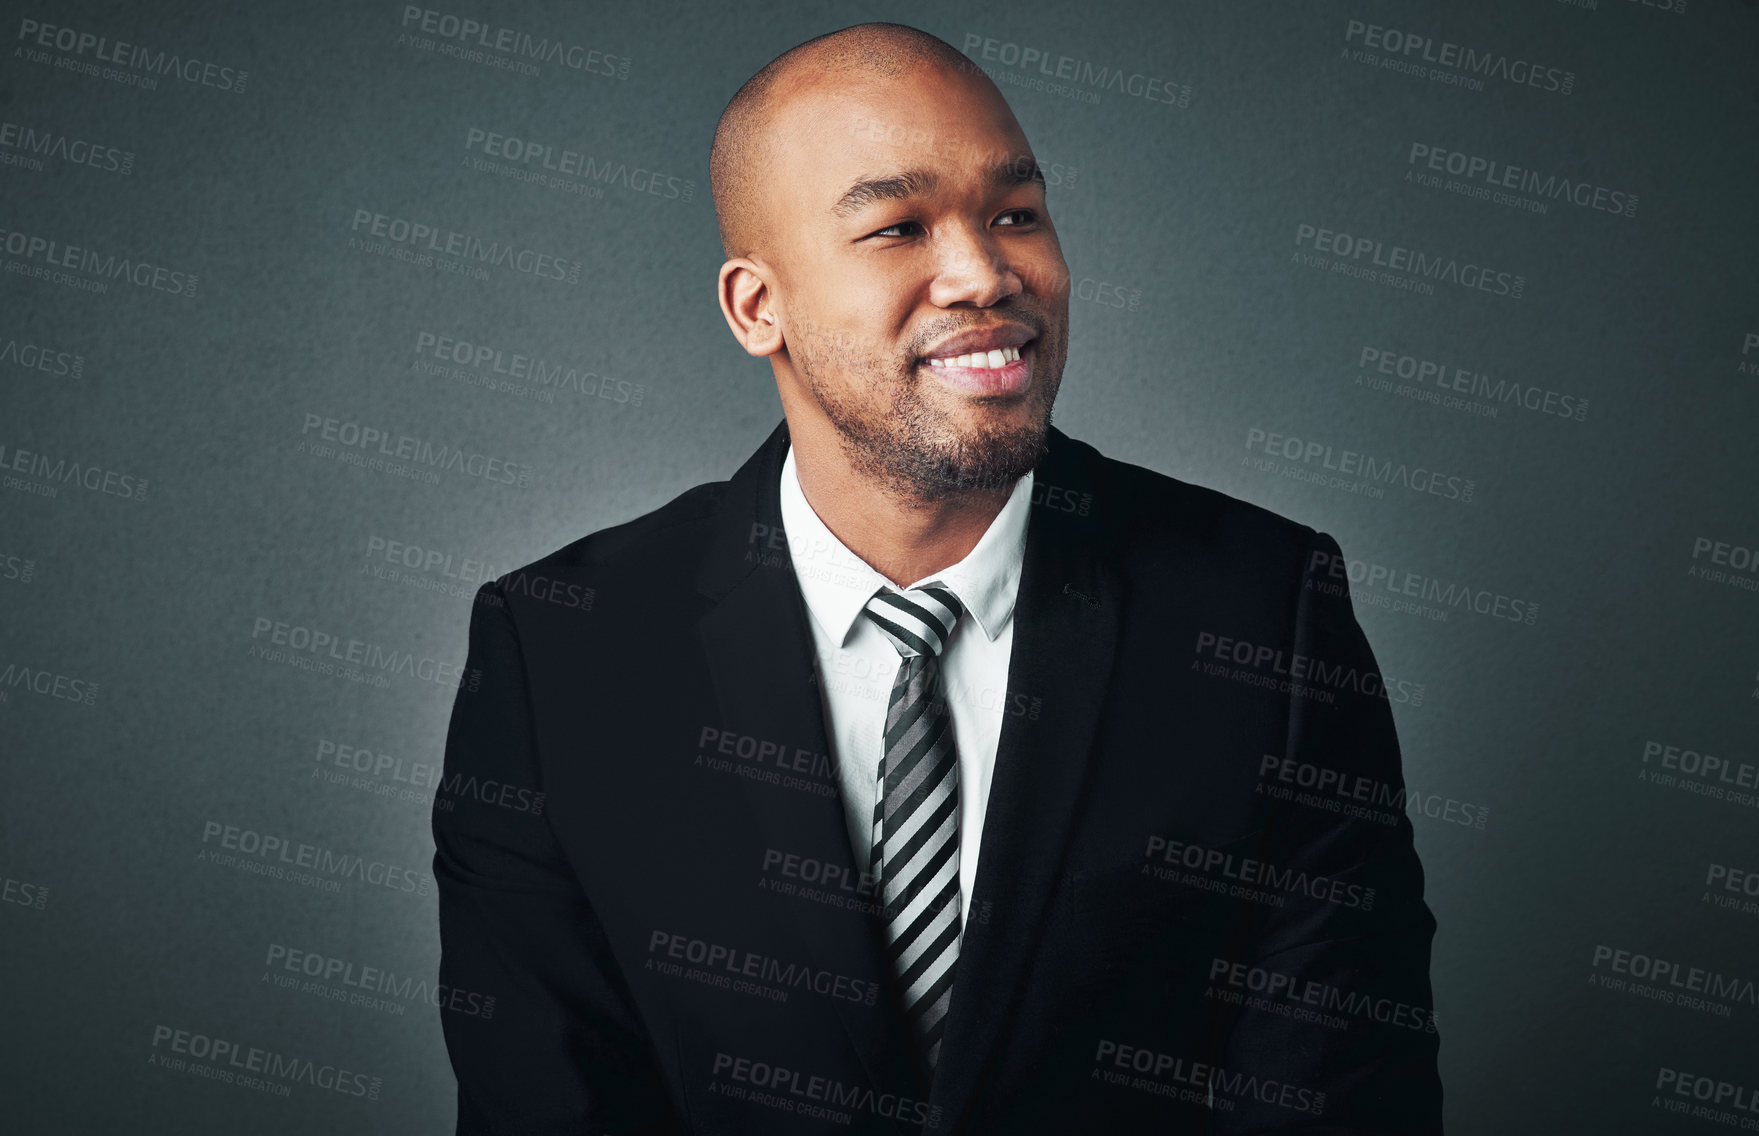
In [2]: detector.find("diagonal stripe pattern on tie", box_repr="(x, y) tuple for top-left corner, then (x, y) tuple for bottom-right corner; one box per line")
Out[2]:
(861, 583), (965, 1074)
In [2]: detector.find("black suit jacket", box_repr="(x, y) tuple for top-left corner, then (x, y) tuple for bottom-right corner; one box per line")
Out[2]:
(433, 418), (1443, 1135)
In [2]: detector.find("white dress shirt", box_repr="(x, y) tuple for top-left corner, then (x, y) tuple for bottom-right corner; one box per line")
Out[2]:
(778, 443), (1034, 925)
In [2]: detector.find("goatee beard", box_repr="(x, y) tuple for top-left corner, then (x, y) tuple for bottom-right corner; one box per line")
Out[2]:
(806, 372), (1050, 503)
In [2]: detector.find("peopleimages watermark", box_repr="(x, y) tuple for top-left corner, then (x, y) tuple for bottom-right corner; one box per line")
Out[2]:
(311, 735), (544, 815)
(646, 930), (879, 1007)
(709, 1051), (939, 1127)
(363, 534), (501, 584)
(16, 18), (249, 94)
(1643, 739), (1758, 788)
(1207, 957), (1439, 1033)
(262, 942), (495, 1019)
(1293, 222), (1525, 300)
(298, 412), (533, 487)
(397, 6), (630, 81)
(462, 128), (694, 201)
(1093, 1040), (1326, 1116)
(0, 551), (37, 584)
(0, 661), (98, 707)
(1242, 426), (1475, 505)
(759, 847), (884, 916)
(697, 727), (840, 785)
(346, 208), (581, 285)
(1689, 536), (1759, 594)
(1589, 944), (1755, 1018)
(959, 33), (1191, 108)
(0, 441), (148, 502)
(1355, 345), (1588, 423)
(1653, 1065), (1759, 1127)
(1704, 863), (1759, 918)
(411, 330), (646, 407)
(0, 226), (198, 298)
(147, 1025), (380, 1101)
(0, 332), (84, 378)
(197, 821), (435, 897)
(359, 532), (502, 602)
(0, 120), (133, 175)
(313, 736), (440, 811)
(1141, 835), (1376, 910)
(1404, 142), (1636, 219)
(249, 615), (479, 692)
(1341, 18), (1575, 96)
(2, 872), (49, 910)
(1638, 739), (1759, 809)
(1258, 755), (1490, 831)
(1307, 547), (1539, 626)
(1193, 629), (1426, 707)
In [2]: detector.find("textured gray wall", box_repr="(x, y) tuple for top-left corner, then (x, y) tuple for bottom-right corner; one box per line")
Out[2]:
(3, 0), (1757, 1132)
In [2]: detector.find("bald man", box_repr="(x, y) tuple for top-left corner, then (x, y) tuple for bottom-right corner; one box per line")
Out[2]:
(434, 22), (1443, 1136)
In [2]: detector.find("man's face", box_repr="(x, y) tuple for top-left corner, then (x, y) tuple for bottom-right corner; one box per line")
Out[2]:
(762, 66), (1071, 500)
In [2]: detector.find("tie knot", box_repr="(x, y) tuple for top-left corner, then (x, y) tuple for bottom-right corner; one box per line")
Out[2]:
(862, 585), (964, 658)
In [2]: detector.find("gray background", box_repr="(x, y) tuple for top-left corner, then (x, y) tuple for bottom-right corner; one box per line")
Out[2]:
(4, 0), (1757, 1132)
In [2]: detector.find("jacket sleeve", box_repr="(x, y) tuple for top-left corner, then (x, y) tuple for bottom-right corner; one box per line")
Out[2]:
(1206, 531), (1444, 1134)
(433, 578), (686, 1135)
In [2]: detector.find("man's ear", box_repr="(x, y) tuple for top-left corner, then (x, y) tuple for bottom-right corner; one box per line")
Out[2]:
(718, 259), (783, 357)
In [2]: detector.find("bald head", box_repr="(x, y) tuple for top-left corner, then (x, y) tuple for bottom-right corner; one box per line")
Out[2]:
(709, 23), (984, 261)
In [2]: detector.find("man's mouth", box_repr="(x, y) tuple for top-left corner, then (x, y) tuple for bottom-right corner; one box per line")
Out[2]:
(917, 339), (1034, 396)
(923, 345), (1023, 370)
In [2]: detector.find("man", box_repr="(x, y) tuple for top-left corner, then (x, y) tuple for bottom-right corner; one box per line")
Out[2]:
(433, 22), (1442, 1136)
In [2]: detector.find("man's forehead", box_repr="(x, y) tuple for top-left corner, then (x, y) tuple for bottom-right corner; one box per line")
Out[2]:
(766, 71), (1030, 181)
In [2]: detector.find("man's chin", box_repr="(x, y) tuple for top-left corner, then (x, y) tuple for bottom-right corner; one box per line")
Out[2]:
(910, 421), (1050, 496)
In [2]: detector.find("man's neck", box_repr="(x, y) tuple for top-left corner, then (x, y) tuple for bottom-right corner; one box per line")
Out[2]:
(789, 431), (1015, 589)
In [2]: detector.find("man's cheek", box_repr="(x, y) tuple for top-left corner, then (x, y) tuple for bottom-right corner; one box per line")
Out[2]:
(1023, 257), (1072, 299)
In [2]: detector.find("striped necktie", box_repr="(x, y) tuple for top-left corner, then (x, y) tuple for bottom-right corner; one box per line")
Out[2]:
(861, 583), (965, 1074)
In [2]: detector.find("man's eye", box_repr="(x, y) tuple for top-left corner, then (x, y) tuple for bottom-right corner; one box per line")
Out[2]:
(870, 220), (924, 239)
(995, 209), (1038, 227)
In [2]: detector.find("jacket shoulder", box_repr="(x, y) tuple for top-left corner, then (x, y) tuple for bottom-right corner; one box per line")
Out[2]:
(1074, 437), (1323, 561)
(496, 477), (728, 586)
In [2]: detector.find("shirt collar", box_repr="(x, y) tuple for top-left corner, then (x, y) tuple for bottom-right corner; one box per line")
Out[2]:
(778, 443), (1033, 648)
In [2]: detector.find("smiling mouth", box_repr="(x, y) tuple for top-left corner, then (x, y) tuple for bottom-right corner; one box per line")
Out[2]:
(922, 344), (1024, 370)
(916, 339), (1035, 397)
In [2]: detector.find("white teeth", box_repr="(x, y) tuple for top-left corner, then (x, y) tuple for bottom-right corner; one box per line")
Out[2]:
(924, 345), (1022, 369)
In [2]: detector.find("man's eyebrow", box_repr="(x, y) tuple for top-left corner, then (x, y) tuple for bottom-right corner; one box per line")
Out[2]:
(831, 168), (939, 218)
(829, 157), (1046, 218)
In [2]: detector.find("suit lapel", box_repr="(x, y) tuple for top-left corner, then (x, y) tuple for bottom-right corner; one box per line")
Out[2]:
(926, 427), (1124, 1133)
(695, 419), (926, 1100)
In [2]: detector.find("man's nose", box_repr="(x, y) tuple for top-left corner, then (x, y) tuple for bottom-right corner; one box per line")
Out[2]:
(928, 227), (1023, 308)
